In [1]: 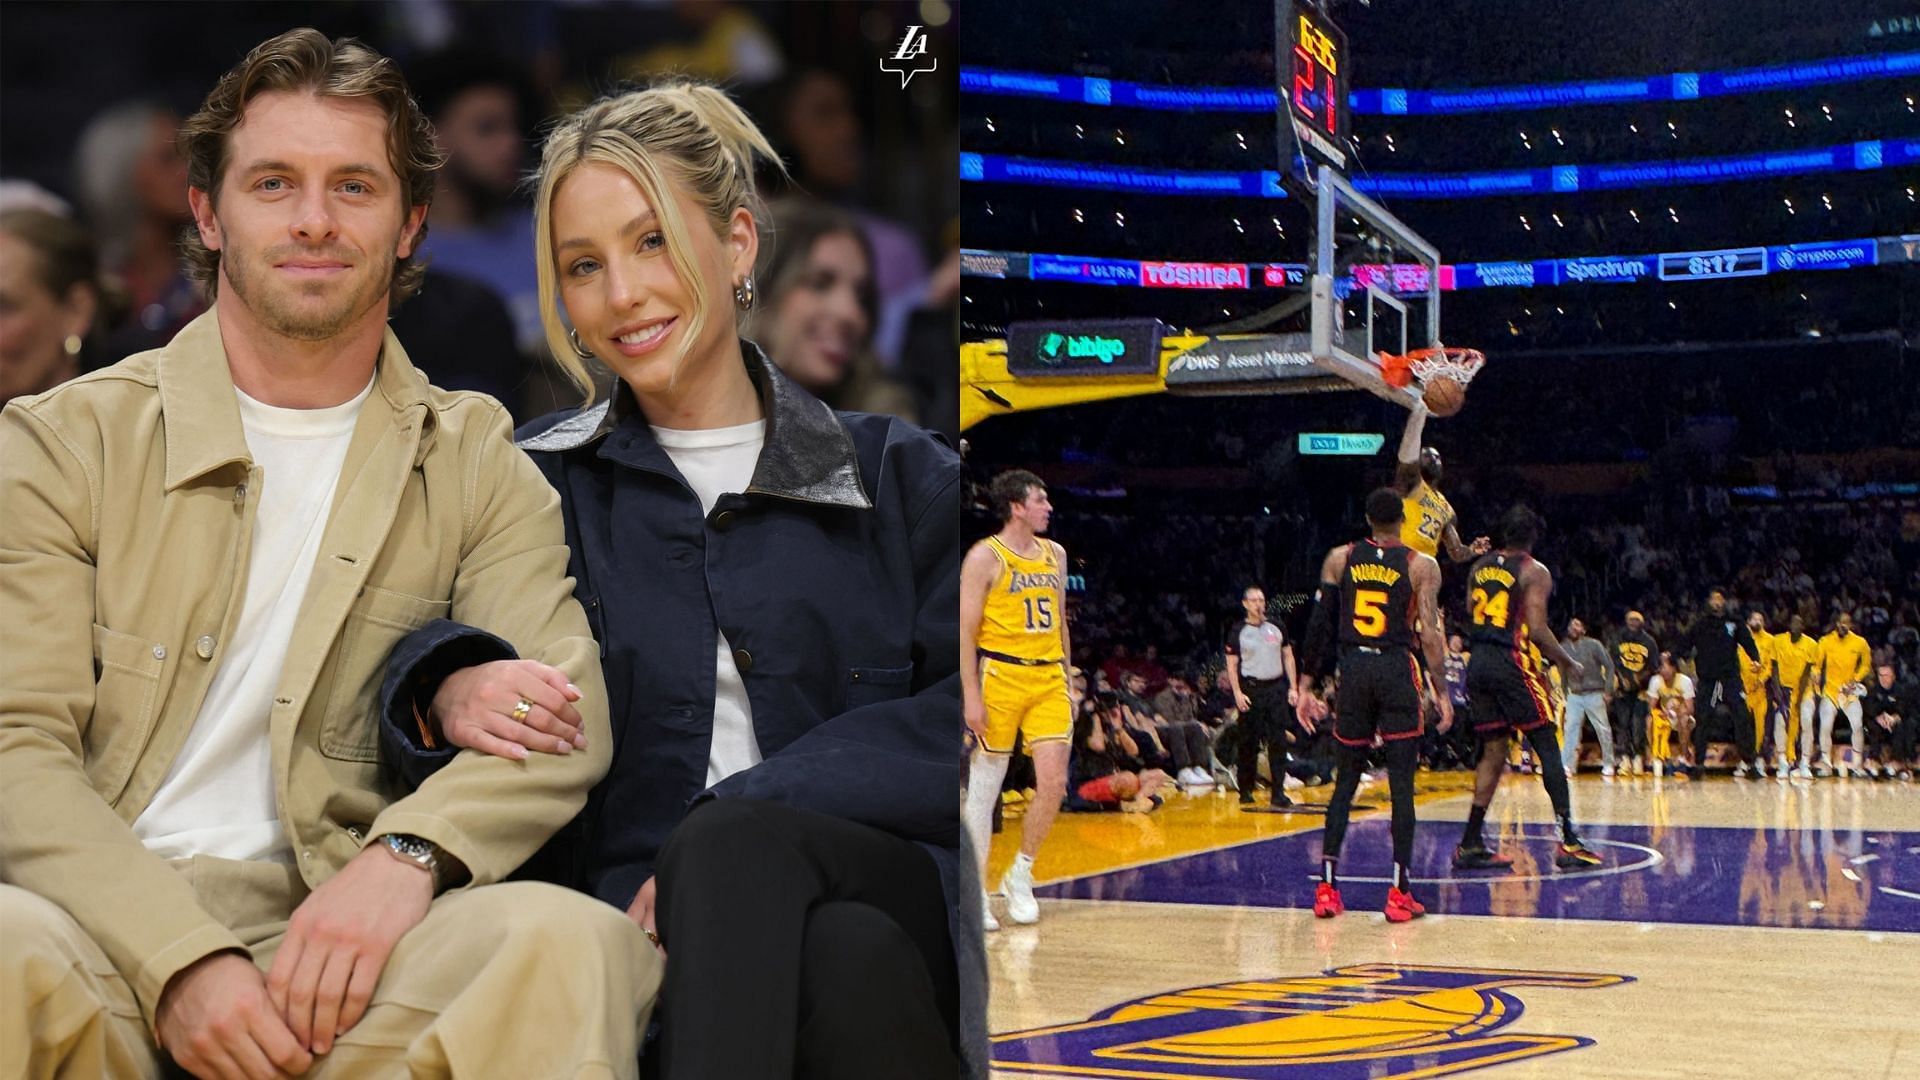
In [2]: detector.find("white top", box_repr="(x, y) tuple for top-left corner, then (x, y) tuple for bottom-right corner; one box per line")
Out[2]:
(651, 419), (768, 787)
(1647, 673), (1695, 701)
(134, 377), (372, 863)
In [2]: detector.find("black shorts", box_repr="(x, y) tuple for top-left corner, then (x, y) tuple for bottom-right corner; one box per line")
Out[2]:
(1466, 648), (1556, 736)
(1334, 649), (1423, 746)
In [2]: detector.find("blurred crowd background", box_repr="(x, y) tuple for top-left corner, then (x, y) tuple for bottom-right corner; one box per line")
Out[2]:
(1, 0), (960, 440)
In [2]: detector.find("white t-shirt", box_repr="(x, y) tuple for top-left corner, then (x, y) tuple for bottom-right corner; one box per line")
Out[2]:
(1647, 672), (1695, 703)
(133, 378), (371, 863)
(650, 419), (768, 787)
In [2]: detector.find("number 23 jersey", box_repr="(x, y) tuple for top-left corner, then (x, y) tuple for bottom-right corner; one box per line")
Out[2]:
(978, 535), (1064, 661)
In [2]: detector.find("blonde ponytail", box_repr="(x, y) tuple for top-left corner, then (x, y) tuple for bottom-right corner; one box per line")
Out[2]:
(532, 80), (788, 400)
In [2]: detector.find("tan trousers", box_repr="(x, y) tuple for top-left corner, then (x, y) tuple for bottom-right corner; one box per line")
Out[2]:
(1, 856), (661, 1079)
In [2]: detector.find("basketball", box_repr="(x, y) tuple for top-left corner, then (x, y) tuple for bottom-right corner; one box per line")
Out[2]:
(1422, 375), (1466, 417)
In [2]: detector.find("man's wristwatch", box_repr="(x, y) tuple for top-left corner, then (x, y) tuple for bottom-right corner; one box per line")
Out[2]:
(381, 833), (447, 892)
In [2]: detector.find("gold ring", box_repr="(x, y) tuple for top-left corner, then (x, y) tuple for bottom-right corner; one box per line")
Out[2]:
(510, 699), (533, 723)
(643, 928), (660, 946)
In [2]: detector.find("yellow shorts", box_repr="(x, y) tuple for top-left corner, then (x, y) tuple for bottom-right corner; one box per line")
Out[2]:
(980, 656), (1071, 754)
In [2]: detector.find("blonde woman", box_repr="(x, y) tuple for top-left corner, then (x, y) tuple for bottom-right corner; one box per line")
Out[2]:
(379, 83), (969, 1077)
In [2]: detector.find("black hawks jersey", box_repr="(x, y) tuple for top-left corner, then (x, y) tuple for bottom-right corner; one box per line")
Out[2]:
(1337, 539), (1417, 651)
(1466, 551), (1531, 650)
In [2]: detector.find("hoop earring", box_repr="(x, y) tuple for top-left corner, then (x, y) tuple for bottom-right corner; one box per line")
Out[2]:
(734, 275), (755, 311)
(568, 327), (594, 359)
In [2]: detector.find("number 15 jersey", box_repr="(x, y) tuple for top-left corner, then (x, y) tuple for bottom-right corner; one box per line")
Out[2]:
(978, 535), (1064, 662)
(1337, 539), (1417, 651)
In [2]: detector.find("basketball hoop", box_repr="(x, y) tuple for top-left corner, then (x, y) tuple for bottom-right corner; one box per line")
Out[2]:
(1378, 345), (1486, 390)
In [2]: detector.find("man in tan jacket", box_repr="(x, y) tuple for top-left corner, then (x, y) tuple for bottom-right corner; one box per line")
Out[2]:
(0, 30), (658, 1080)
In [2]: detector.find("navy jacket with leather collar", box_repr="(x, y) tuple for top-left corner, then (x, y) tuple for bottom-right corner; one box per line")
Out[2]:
(378, 342), (960, 912)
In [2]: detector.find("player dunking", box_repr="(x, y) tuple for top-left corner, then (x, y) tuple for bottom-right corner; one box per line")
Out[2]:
(1300, 489), (1452, 923)
(962, 470), (1072, 930)
(1395, 398), (1491, 564)
(1454, 507), (1604, 871)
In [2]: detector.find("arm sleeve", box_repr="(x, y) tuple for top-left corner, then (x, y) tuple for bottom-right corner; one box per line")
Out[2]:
(377, 619), (521, 790)
(1302, 584), (1342, 681)
(363, 405), (612, 887)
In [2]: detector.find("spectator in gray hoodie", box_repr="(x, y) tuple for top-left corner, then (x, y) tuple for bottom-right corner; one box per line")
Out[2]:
(1562, 618), (1618, 776)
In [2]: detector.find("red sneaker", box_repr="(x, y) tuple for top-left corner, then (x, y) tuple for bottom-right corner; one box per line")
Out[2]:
(1385, 887), (1427, 923)
(1313, 881), (1345, 918)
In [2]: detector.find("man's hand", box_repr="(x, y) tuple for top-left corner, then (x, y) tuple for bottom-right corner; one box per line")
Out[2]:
(964, 696), (987, 738)
(158, 952), (313, 1080)
(265, 844), (434, 1055)
(1563, 659), (1586, 682)
(1437, 696), (1455, 734)
(1234, 690), (1251, 712)
(625, 877), (664, 957)
(1287, 687), (1300, 708)
(1470, 536), (1492, 556)
(433, 659), (585, 760)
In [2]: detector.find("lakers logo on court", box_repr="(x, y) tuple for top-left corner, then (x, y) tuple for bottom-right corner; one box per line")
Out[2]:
(991, 964), (1631, 1079)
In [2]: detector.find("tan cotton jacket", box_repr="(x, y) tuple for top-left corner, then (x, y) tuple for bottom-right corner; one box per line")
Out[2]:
(0, 307), (610, 1027)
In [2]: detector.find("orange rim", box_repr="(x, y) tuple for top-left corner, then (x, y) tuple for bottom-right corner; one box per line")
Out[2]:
(1377, 346), (1485, 389)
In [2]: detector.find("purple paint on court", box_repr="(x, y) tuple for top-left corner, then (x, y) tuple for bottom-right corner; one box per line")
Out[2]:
(1035, 821), (1920, 933)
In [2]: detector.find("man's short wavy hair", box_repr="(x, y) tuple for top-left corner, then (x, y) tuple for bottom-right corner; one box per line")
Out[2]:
(178, 28), (444, 304)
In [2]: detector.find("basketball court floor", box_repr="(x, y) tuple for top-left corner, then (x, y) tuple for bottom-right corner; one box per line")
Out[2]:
(983, 773), (1919, 1079)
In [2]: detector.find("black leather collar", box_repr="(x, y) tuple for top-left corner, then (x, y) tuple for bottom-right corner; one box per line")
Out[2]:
(516, 339), (871, 510)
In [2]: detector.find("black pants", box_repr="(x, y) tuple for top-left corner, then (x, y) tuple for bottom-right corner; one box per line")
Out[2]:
(1157, 719), (1211, 772)
(1868, 716), (1916, 763)
(1611, 693), (1650, 757)
(654, 798), (959, 1079)
(1693, 676), (1755, 766)
(1236, 680), (1292, 798)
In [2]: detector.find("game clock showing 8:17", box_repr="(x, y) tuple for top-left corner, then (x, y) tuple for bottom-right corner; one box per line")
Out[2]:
(1281, 1), (1349, 173)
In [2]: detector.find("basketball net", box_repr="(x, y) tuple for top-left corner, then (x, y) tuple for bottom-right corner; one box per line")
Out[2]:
(1378, 345), (1486, 390)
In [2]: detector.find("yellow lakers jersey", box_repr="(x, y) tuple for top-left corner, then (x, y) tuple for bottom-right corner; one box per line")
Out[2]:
(1774, 632), (1819, 691)
(1741, 630), (1776, 694)
(1817, 631), (1871, 699)
(1401, 481), (1454, 558)
(977, 536), (1064, 661)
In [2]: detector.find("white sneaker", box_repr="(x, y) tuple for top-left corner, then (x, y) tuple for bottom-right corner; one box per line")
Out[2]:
(1732, 763), (1750, 779)
(1602, 765), (1615, 779)
(1283, 773), (1305, 790)
(1003, 857), (1040, 925)
(1629, 756), (1643, 776)
(1652, 760), (1664, 778)
(1794, 765), (1813, 780)
(983, 895), (1000, 932)
(1776, 756), (1790, 777)
(1753, 759), (1768, 778)
(1863, 762), (1880, 779)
